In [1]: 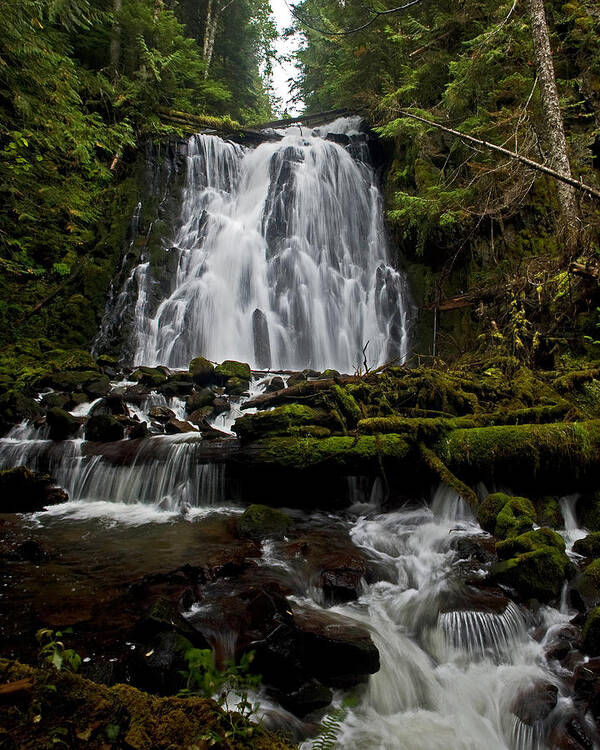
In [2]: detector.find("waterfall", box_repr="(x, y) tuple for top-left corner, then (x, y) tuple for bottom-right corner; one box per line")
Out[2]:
(102, 118), (413, 372)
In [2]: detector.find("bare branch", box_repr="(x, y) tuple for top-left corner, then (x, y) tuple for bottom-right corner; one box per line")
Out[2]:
(285, 0), (423, 37)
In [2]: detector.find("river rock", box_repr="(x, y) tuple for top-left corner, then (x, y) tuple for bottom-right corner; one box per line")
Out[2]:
(186, 388), (216, 413)
(164, 418), (198, 434)
(128, 420), (148, 440)
(212, 396), (230, 416)
(85, 414), (125, 442)
(277, 679), (333, 717)
(46, 406), (81, 440)
(0, 391), (44, 435)
(148, 406), (175, 423)
(574, 658), (600, 723)
(511, 680), (558, 724)
(187, 407), (214, 425)
(159, 379), (194, 397)
(214, 360), (251, 384)
(571, 559), (600, 611)
(41, 391), (71, 410)
(237, 504), (293, 541)
(0, 466), (68, 512)
(573, 533), (600, 559)
(90, 395), (129, 417)
(189, 356), (215, 385)
(130, 366), (168, 387)
(265, 376), (285, 393)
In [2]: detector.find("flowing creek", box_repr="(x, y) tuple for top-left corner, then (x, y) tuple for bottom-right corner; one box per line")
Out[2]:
(0, 119), (597, 748)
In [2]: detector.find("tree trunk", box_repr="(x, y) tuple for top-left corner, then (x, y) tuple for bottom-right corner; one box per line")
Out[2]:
(202, 0), (215, 77)
(525, 0), (579, 244)
(110, 0), (122, 74)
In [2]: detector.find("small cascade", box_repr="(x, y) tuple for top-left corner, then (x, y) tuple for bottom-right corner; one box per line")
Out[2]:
(97, 118), (414, 372)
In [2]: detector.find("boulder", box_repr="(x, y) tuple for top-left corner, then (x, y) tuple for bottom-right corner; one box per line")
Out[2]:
(477, 492), (536, 539)
(130, 366), (168, 387)
(159, 380), (194, 397)
(265, 376), (285, 393)
(164, 419), (198, 434)
(214, 360), (251, 383)
(0, 466), (67, 512)
(491, 528), (575, 602)
(46, 407), (81, 440)
(0, 391), (44, 434)
(237, 505), (293, 541)
(41, 392), (71, 410)
(187, 407), (214, 425)
(148, 406), (175, 423)
(511, 681), (558, 724)
(186, 389), (216, 413)
(189, 356), (215, 385)
(572, 559), (600, 610)
(128, 420), (148, 440)
(277, 679), (333, 717)
(85, 414), (125, 442)
(224, 377), (248, 397)
(90, 396), (129, 417)
(212, 396), (230, 416)
(574, 533), (600, 559)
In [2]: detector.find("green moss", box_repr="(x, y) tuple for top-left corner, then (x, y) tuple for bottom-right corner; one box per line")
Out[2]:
(189, 356), (215, 384)
(477, 492), (513, 533)
(246, 434), (411, 471)
(576, 558), (600, 605)
(237, 504), (293, 540)
(495, 496), (537, 539)
(130, 367), (168, 387)
(573, 532), (600, 557)
(224, 377), (248, 396)
(332, 384), (362, 425)
(583, 606), (600, 655)
(577, 492), (600, 531)
(234, 404), (320, 443)
(496, 527), (566, 558)
(214, 360), (251, 382)
(535, 496), (564, 528)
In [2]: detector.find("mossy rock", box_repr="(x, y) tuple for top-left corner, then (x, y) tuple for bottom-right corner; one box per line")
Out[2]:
(572, 558), (600, 609)
(491, 528), (574, 602)
(130, 367), (168, 387)
(41, 370), (105, 393)
(332, 384), (362, 425)
(287, 373), (307, 387)
(535, 496), (564, 529)
(189, 356), (215, 385)
(237, 504), (293, 541)
(573, 533), (600, 558)
(214, 360), (251, 384)
(185, 388), (215, 413)
(477, 492), (512, 533)
(45, 349), (98, 372)
(234, 404), (320, 443)
(224, 377), (248, 396)
(85, 414), (125, 442)
(577, 492), (600, 532)
(0, 390), (43, 433)
(0, 466), (67, 512)
(288, 425), (332, 438)
(46, 407), (81, 441)
(495, 496), (537, 539)
(583, 606), (600, 655)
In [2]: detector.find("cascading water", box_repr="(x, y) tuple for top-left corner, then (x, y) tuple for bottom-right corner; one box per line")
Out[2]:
(99, 117), (413, 371)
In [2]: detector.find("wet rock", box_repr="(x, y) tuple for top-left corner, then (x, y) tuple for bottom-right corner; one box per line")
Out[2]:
(477, 492), (535, 539)
(574, 658), (600, 722)
(573, 533), (600, 559)
(583, 607), (600, 655)
(164, 418), (198, 434)
(41, 392), (71, 410)
(572, 559), (600, 610)
(85, 414), (125, 442)
(90, 395), (129, 417)
(212, 396), (230, 416)
(120, 383), (152, 404)
(132, 596), (200, 644)
(237, 505), (293, 541)
(265, 376), (285, 393)
(128, 630), (194, 696)
(189, 356), (215, 385)
(491, 528), (574, 602)
(187, 407), (214, 425)
(0, 391), (44, 434)
(544, 624), (581, 662)
(511, 680), (558, 724)
(148, 406), (175, 423)
(214, 360), (251, 384)
(85, 375), (111, 397)
(278, 679), (333, 717)
(160, 380), (194, 397)
(224, 377), (248, 396)
(130, 366), (168, 387)
(451, 534), (497, 564)
(283, 528), (367, 604)
(325, 132), (350, 146)
(14, 540), (46, 562)
(252, 308), (272, 370)
(186, 389), (216, 413)
(128, 420), (148, 440)
(46, 407), (81, 440)
(0, 466), (67, 512)
(254, 607), (379, 696)
(549, 715), (596, 750)
(287, 372), (306, 387)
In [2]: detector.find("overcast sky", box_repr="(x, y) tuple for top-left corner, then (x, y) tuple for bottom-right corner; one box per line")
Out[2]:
(269, 0), (303, 115)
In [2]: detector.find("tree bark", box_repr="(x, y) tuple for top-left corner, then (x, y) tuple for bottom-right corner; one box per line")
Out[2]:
(110, 0), (122, 74)
(202, 0), (235, 78)
(525, 0), (579, 239)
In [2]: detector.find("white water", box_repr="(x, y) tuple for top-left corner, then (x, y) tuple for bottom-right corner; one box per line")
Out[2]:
(290, 487), (568, 750)
(124, 119), (413, 372)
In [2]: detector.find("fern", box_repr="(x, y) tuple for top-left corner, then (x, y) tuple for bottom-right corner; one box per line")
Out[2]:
(311, 705), (347, 750)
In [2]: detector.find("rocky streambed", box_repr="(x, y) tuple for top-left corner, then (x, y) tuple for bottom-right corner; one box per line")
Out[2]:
(2, 350), (600, 747)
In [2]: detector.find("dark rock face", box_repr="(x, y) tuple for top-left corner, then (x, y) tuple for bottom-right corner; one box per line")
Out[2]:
(46, 407), (81, 440)
(164, 418), (198, 434)
(0, 466), (67, 512)
(148, 406), (175, 423)
(90, 395), (129, 417)
(85, 414), (125, 442)
(252, 308), (272, 370)
(511, 681), (558, 724)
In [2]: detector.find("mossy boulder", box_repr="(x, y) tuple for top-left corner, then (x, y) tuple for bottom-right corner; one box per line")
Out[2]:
(477, 493), (536, 539)
(577, 492), (600, 532)
(46, 407), (81, 440)
(130, 367), (168, 387)
(185, 388), (215, 413)
(491, 528), (574, 602)
(535, 496), (564, 528)
(237, 504), (293, 541)
(224, 377), (248, 396)
(574, 533), (600, 558)
(0, 390), (43, 434)
(0, 466), (68, 512)
(214, 360), (251, 384)
(572, 559), (600, 609)
(234, 404), (321, 444)
(189, 356), (215, 385)
(583, 607), (600, 655)
(85, 414), (125, 442)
